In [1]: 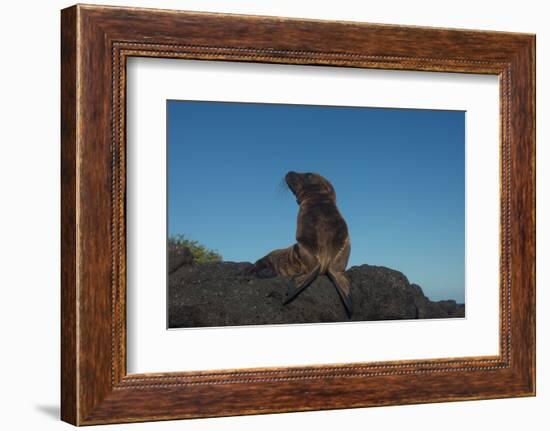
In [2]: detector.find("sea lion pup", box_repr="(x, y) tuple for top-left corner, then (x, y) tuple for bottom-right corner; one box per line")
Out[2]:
(250, 171), (353, 317)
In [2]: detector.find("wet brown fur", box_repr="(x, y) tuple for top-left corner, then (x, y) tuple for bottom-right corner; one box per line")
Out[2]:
(250, 171), (353, 316)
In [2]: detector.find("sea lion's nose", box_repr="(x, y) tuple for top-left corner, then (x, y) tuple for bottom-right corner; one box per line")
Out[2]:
(286, 171), (297, 180)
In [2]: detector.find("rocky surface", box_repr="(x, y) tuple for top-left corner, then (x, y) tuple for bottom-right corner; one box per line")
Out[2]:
(168, 246), (194, 274)
(168, 257), (465, 328)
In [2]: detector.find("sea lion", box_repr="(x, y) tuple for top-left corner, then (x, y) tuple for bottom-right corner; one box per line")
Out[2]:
(250, 171), (353, 317)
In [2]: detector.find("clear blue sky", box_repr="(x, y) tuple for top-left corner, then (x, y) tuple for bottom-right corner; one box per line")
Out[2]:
(167, 100), (465, 302)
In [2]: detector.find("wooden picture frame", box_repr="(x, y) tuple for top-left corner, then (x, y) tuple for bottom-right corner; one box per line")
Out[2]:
(61, 4), (535, 425)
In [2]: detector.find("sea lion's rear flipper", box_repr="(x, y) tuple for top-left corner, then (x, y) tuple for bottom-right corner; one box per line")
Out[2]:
(284, 264), (321, 305)
(327, 270), (353, 318)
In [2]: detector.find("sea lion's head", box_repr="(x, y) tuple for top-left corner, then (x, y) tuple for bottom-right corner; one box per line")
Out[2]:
(285, 171), (336, 204)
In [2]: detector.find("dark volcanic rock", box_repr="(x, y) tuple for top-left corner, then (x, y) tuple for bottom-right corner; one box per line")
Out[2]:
(168, 246), (193, 274)
(168, 261), (465, 328)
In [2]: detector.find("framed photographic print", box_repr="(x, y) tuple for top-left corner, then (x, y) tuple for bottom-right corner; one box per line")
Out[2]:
(61, 4), (535, 425)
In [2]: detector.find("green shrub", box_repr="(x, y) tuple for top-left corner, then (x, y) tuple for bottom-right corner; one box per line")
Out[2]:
(168, 234), (222, 264)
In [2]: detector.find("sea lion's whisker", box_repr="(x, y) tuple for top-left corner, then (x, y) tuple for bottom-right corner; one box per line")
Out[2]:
(278, 177), (289, 193)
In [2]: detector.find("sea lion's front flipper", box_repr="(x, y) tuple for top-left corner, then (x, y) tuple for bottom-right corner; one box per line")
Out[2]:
(327, 270), (353, 318)
(284, 264), (321, 305)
